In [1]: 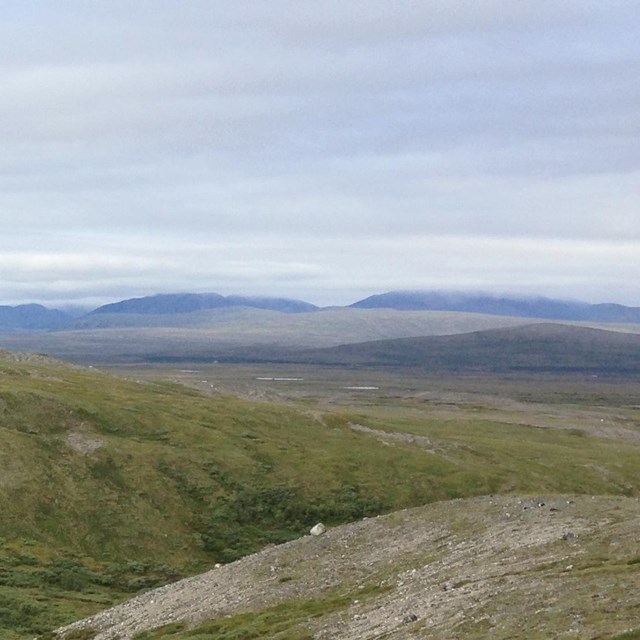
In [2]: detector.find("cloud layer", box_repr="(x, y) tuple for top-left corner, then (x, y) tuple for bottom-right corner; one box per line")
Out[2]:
(1, 1), (638, 307)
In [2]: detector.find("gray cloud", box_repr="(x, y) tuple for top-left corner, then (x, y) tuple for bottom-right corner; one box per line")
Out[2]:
(0, 2), (638, 307)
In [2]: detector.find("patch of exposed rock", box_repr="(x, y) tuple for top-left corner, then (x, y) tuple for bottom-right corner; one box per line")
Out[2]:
(66, 430), (106, 454)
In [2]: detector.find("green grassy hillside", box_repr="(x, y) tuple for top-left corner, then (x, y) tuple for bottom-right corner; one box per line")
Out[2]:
(0, 351), (639, 638)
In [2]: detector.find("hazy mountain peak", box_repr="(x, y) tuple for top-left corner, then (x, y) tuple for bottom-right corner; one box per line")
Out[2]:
(0, 303), (72, 331)
(89, 292), (318, 315)
(350, 290), (640, 323)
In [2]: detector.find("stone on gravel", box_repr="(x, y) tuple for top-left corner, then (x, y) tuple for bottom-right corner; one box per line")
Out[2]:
(310, 523), (327, 536)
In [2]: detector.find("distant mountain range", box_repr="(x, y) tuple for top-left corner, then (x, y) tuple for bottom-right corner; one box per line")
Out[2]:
(351, 291), (640, 323)
(2, 290), (640, 332)
(0, 304), (73, 332)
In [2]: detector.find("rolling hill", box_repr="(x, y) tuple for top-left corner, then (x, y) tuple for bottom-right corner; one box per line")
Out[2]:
(284, 323), (640, 374)
(0, 308), (537, 364)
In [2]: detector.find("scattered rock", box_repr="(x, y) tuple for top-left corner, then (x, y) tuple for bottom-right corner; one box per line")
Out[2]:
(310, 523), (327, 536)
(402, 614), (418, 623)
(562, 531), (576, 541)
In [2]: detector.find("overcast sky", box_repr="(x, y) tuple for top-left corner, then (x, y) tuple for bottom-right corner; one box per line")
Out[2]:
(1, 1), (638, 308)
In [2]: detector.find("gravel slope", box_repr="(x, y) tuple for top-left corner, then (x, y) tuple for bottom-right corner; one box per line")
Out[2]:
(56, 494), (640, 640)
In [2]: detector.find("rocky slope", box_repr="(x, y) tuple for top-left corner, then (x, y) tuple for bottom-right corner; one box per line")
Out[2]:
(56, 494), (640, 640)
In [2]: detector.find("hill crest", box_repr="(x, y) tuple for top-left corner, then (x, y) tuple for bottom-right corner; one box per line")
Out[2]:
(285, 322), (640, 374)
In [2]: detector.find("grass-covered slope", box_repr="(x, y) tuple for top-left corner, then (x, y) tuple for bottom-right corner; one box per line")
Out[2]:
(0, 353), (407, 638)
(1, 350), (640, 638)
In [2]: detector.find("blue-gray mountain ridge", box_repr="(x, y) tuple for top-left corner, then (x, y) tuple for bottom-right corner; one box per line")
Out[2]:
(2, 291), (640, 332)
(350, 291), (640, 323)
(89, 293), (318, 315)
(0, 304), (73, 332)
